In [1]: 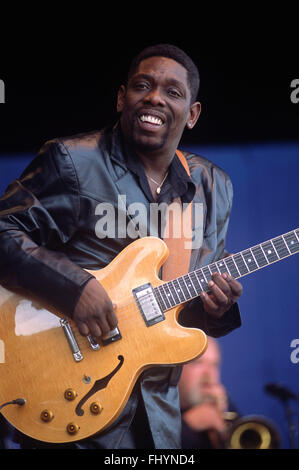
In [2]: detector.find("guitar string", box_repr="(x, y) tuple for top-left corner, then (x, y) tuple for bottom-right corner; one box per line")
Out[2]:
(71, 306), (153, 352)
(71, 231), (299, 341)
(67, 245), (299, 350)
(70, 294), (177, 348)
(70, 303), (148, 335)
(69, 246), (299, 340)
(87, 230), (298, 318)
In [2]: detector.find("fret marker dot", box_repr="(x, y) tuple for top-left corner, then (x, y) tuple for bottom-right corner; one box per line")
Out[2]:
(267, 250), (272, 254)
(248, 258), (252, 263)
(291, 241), (294, 245)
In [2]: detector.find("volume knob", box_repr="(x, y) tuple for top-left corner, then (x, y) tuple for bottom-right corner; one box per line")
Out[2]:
(40, 409), (54, 422)
(66, 422), (79, 435)
(64, 388), (77, 401)
(90, 402), (103, 415)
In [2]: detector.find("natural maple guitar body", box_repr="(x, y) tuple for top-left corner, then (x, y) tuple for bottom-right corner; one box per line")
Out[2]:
(0, 237), (207, 444)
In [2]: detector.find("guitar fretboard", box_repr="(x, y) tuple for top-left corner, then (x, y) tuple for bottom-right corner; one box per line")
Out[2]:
(154, 229), (299, 311)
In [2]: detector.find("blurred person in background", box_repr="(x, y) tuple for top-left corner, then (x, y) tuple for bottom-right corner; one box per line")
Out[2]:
(179, 337), (236, 448)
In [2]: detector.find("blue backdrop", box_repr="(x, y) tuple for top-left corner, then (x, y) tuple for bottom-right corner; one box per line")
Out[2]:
(0, 141), (298, 448)
(184, 141), (299, 449)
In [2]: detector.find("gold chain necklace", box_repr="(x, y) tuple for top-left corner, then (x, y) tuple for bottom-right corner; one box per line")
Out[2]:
(146, 171), (169, 195)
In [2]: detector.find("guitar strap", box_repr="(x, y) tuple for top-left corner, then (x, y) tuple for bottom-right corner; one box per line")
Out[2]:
(161, 150), (193, 281)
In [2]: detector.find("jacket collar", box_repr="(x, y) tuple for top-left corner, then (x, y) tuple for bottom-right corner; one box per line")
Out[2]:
(109, 122), (195, 204)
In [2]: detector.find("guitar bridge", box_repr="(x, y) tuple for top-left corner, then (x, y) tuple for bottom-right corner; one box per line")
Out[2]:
(133, 283), (165, 326)
(101, 327), (122, 346)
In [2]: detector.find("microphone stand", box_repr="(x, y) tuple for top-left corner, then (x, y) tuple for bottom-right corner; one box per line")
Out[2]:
(283, 398), (297, 449)
(265, 383), (298, 449)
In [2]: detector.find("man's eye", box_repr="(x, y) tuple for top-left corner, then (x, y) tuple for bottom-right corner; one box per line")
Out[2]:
(134, 82), (149, 90)
(168, 88), (182, 98)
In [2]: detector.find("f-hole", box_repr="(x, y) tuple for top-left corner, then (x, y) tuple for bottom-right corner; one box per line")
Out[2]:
(75, 355), (124, 416)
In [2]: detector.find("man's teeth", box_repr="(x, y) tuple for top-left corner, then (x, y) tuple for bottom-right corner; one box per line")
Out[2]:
(140, 115), (163, 126)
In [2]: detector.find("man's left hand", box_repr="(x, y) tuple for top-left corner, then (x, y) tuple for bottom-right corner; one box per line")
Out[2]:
(200, 272), (242, 318)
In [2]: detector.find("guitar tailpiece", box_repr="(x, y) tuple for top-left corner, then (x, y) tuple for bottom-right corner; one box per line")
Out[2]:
(0, 398), (26, 410)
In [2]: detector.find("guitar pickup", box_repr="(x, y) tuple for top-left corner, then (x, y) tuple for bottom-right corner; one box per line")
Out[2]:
(133, 283), (165, 327)
(101, 327), (122, 346)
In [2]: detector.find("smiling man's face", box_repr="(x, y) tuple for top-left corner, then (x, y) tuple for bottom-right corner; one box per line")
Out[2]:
(117, 56), (201, 156)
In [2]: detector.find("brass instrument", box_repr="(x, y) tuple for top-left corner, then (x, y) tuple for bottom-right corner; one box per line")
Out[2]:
(224, 413), (281, 449)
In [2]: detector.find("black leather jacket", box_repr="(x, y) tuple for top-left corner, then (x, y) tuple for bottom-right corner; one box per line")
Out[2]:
(0, 124), (241, 449)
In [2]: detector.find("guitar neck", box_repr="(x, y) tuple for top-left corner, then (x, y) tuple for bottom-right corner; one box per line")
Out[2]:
(154, 228), (299, 311)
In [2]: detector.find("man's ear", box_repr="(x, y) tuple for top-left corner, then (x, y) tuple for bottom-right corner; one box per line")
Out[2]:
(186, 101), (202, 129)
(117, 85), (126, 113)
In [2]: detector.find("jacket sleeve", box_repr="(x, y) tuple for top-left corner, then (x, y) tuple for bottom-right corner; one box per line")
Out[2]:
(0, 140), (94, 317)
(179, 168), (241, 337)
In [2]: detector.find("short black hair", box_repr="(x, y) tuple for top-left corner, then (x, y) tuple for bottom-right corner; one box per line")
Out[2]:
(127, 44), (200, 104)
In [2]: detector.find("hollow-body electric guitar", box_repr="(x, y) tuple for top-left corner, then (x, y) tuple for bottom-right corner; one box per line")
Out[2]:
(0, 229), (298, 443)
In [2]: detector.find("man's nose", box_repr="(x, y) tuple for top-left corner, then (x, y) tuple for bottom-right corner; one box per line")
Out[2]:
(144, 87), (166, 106)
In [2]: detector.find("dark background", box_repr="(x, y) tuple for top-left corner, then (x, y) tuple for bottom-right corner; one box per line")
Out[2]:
(0, 34), (298, 153)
